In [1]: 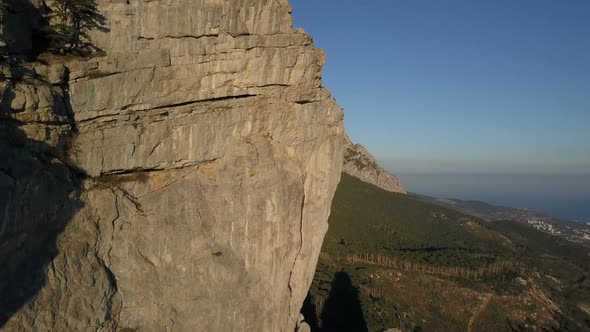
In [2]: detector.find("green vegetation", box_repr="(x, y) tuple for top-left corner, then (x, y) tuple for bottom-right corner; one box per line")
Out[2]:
(0, 0), (8, 61)
(488, 220), (589, 272)
(325, 174), (513, 270)
(0, 0), (106, 60)
(488, 220), (590, 330)
(306, 173), (590, 332)
(44, 0), (106, 54)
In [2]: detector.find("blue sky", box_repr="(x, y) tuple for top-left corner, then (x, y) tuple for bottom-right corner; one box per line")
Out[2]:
(291, 0), (590, 174)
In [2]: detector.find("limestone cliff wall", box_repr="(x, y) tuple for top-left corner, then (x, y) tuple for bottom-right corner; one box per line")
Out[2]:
(0, 1), (344, 331)
(343, 135), (406, 194)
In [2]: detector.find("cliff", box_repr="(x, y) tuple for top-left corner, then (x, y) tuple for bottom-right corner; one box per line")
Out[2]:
(343, 135), (406, 194)
(0, 1), (344, 331)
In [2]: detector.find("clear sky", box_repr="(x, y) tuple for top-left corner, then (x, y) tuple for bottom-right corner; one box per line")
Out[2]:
(291, 0), (590, 175)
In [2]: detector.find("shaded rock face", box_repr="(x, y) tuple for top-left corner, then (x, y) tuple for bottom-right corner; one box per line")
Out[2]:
(0, 65), (91, 329)
(0, 0), (46, 54)
(1, 0), (344, 331)
(343, 135), (405, 194)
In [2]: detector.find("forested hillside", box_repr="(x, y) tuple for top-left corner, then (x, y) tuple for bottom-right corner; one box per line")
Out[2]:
(303, 174), (590, 332)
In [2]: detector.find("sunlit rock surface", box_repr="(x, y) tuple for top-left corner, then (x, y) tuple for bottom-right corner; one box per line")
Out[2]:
(1, 0), (344, 330)
(343, 135), (405, 194)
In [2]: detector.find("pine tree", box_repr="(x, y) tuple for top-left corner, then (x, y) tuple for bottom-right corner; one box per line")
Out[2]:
(0, 0), (9, 66)
(0, 0), (7, 46)
(44, 0), (105, 54)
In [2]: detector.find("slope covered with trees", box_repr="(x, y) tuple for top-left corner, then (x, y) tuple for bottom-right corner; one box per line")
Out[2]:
(304, 173), (590, 331)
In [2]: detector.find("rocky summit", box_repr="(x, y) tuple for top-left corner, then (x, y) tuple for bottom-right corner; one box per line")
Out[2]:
(343, 135), (406, 194)
(0, 0), (344, 331)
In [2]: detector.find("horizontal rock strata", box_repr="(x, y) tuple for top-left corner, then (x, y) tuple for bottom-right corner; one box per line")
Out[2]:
(1, 0), (345, 331)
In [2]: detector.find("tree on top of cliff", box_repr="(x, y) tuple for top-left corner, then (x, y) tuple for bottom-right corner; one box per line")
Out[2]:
(43, 0), (107, 55)
(0, 0), (9, 66)
(0, 0), (7, 47)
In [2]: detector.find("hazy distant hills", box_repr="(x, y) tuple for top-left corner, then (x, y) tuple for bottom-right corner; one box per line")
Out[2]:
(304, 173), (590, 332)
(417, 194), (559, 222)
(417, 194), (590, 246)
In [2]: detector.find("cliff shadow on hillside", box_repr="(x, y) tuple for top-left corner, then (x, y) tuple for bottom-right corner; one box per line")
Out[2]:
(0, 70), (84, 328)
(320, 271), (368, 332)
(300, 292), (321, 331)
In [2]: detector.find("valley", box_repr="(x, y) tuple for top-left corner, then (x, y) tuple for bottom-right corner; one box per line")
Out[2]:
(304, 174), (590, 331)
(419, 195), (590, 245)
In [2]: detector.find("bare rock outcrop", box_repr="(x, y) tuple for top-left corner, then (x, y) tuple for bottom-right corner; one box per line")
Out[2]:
(343, 135), (406, 194)
(1, 1), (344, 331)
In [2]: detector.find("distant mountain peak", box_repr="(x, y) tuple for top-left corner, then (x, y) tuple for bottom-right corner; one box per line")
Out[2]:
(342, 135), (406, 194)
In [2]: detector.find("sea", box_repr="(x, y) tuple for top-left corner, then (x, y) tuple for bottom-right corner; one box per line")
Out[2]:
(396, 173), (590, 222)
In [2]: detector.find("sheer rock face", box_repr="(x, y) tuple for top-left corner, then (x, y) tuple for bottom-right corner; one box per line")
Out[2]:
(343, 135), (406, 194)
(1, 0), (344, 331)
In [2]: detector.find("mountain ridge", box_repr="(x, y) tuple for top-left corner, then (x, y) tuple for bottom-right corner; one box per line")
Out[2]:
(343, 134), (406, 194)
